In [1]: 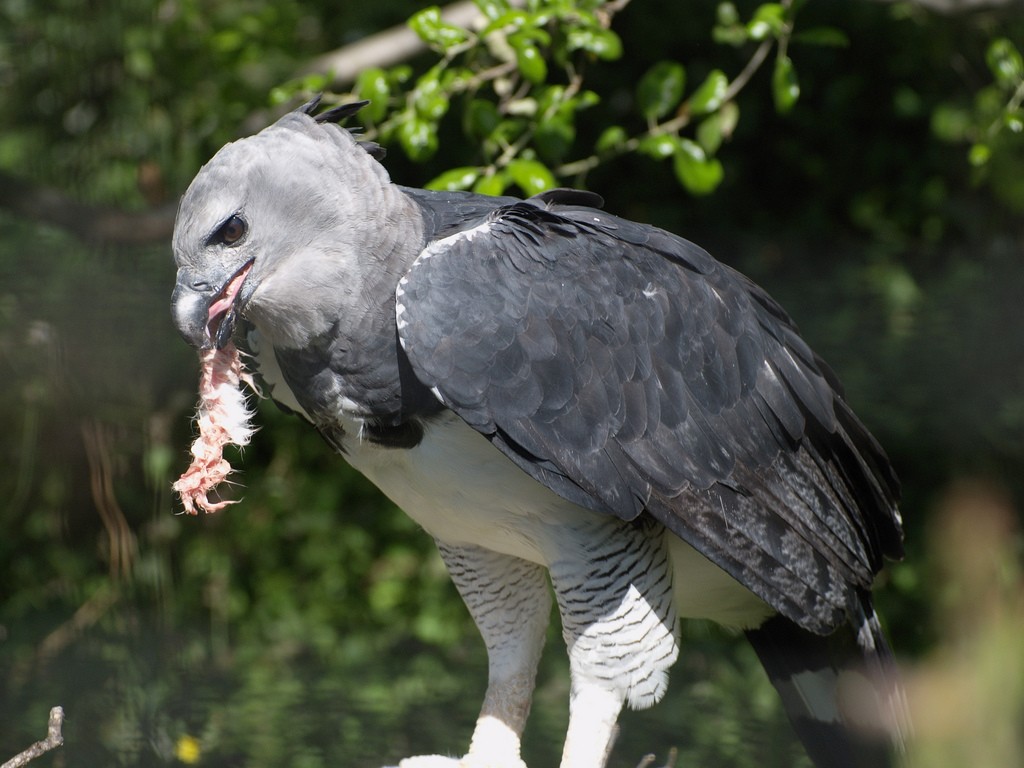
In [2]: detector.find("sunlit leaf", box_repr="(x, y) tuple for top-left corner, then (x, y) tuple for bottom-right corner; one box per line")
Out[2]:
(595, 125), (628, 153)
(987, 38), (1024, 89)
(473, 172), (508, 196)
(716, 1), (740, 26)
(673, 139), (724, 194)
(473, 0), (509, 22)
(355, 68), (390, 123)
(412, 70), (449, 121)
(969, 143), (991, 167)
(567, 27), (622, 60)
(689, 69), (729, 115)
(772, 56), (800, 114)
(426, 166), (480, 191)
(507, 158), (556, 194)
(409, 6), (468, 50)
(697, 113), (723, 154)
(638, 133), (680, 160)
(511, 34), (547, 84)
(637, 61), (686, 121)
(747, 3), (785, 41)
(398, 117), (438, 161)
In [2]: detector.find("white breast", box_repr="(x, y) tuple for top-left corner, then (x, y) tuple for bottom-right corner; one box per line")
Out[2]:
(362, 410), (608, 563)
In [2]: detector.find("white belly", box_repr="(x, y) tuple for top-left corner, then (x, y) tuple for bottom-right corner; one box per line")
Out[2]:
(351, 414), (769, 628)
(347, 410), (578, 565)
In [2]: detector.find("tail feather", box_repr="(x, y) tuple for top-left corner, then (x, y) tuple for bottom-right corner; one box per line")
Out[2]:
(745, 594), (907, 768)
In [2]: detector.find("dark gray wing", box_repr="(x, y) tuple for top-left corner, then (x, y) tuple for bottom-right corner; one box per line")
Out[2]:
(397, 194), (902, 633)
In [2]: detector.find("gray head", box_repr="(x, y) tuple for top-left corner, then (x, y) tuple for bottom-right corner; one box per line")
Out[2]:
(171, 99), (420, 351)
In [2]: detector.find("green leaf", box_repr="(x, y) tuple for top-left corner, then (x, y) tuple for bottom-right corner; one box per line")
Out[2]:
(426, 166), (481, 191)
(772, 55), (800, 114)
(793, 26), (849, 48)
(536, 84), (564, 111)
(636, 61), (686, 121)
(638, 133), (680, 160)
(507, 158), (556, 195)
(747, 3), (785, 41)
(713, 21), (748, 47)
(473, 172), (508, 196)
(412, 70), (449, 121)
(576, 90), (600, 110)
(397, 117), (438, 162)
(409, 6), (468, 50)
(465, 99), (501, 141)
(673, 139), (724, 195)
(987, 38), (1024, 89)
(409, 6), (442, 42)
(480, 9), (530, 36)
(689, 69), (729, 115)
(697, 104), (739, 155)
(510, 34), (547, 84)
(473, 0), (509, 21)
(566, 27), (622, 60)
(595, 125), (628, 154)
(716, 1), (740, 26)
(354, 68), (390, 123)
(441, 66), (474, 91)
(969, 143), (991, 167)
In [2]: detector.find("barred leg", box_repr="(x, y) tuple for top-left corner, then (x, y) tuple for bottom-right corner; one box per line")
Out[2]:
(547, 518), (679, 768)
(438, 541), (552, 768)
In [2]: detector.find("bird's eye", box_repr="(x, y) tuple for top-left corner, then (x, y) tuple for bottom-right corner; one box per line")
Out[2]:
(212, 214), (246, 246)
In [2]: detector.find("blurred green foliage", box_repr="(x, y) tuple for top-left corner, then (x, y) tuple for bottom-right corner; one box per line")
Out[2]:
(1, 1), (1023, 767)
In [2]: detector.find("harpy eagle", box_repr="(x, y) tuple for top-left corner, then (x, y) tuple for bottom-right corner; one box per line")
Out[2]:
(171, 99), (906, 768)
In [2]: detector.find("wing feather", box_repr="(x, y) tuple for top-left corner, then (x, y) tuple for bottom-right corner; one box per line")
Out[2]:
(397, 194), (901, 632)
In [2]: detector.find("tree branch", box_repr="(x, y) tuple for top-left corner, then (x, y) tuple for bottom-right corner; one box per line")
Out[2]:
(1, 707), (65, 768)
(0, 171), (176, 247)
(298, 0), (524, 88)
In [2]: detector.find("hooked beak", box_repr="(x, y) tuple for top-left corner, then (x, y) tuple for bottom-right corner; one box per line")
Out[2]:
(172, 261), (253, 349)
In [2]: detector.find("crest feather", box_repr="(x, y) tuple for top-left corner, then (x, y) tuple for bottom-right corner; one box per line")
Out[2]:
(297, 95), (385, 160)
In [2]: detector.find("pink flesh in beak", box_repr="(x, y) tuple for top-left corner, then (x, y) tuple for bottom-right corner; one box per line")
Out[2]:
(205, 262), (252, 340)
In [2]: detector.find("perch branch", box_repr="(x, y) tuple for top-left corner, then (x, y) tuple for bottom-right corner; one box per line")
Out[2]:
(1, 707), (65, 768)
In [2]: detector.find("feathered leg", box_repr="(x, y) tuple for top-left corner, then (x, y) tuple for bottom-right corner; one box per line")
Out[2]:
(547, 518), (679, 768)
(413, 542), (552, 768)
(745, 593), (908, 768)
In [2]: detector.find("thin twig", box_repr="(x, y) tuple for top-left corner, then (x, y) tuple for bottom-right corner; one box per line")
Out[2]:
(556, 15), (789, 182)
(1, 707), (65, 768)
(720, 38), (773, 106)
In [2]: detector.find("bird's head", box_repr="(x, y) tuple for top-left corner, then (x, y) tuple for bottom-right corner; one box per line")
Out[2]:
(171, 98), (412, 351)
